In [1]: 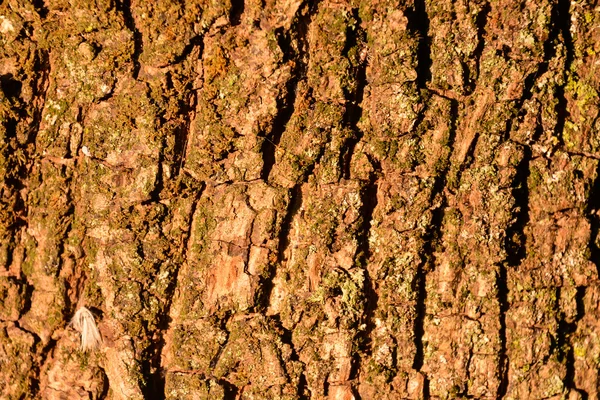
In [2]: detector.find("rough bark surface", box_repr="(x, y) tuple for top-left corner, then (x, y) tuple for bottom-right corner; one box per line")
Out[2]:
(1, 0), (600, 399)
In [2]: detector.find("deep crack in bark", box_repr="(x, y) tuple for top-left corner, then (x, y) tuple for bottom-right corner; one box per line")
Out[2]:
(115, 0), (143, 79)
(406, 0), (432, 89)
(260, 1), (321, 182)
(413, 99), (458, 377)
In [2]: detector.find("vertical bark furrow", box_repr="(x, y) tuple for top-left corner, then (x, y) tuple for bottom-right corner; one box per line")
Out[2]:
(115, 0), (143, 79)
(261, 0), (321, 182)
(468, 1), (491, 95)
(405, 0), (432, 89)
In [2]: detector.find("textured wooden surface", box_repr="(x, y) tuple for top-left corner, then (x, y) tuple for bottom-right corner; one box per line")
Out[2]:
(0, 0), (599, 398)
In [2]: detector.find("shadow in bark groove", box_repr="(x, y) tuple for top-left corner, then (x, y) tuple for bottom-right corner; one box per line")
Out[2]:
(498, 137), (533, 398)
(556, 0), (573, 69)
(496, 2), (575, 386)
(261, 0), (322, 182)
(270, 314), (310, 397)
(413, 99), (458, 375)
(352, 172), (379, 389)
(145, 183), (205, 399)
(587, 160), (600, 278)
(297, 373), (310, 400)
(341, 8), (367, 180)
(405, 0), (432, 89)
(504, 143), (531, 267)
(0, 74), (22, 99)
(31, 0), (48, 18)
(229, 0), (245, 26)
(550, 0), (574, 147)
(466, 2), (491, 95)
(173, 88), (199, 178)
(98, 366), (110, 400)
(171, 35), (205, 67)
(209, 313), (232, 370)
(552, 0), (574, 145)
(496, 256), (510, 398)
(257, 184), (303, 312)
(115, 0), (143, 79)
(2, 48), (51, 398)
(220, 378), (240, 400)
(558, 286), (588, 398)
(551, 286), (589, 398)
(12, 317), (51, 397)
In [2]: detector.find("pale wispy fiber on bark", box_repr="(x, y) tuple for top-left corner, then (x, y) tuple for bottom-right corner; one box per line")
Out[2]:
(70, 307), (102, 351)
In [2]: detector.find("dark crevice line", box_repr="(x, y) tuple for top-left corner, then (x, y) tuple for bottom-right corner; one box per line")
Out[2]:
(140, 35), (204, 394)
(513, 0), (572, 127)
(33, 337), (60, 396)
(4, 50), (49, 304)
(341, 8), (367, 180)
(219, 378), (240, 399)
(412, 222), (434, 372)
(12, 318), (49, 397)
(497, 136), (533, 400)
(553, 287), (576, 392)
(98, 367), (110, 400)
(31, 0), (48, 18)
(587, 160), (600, 278)
(54, 184), (76, 310)
(466, 2), (491, 95)
(459, 348), (475, 397)
(334, 8), (377, 388)
(496, 1), (572, 386)
(0, 74), (22, 99)
(504, 143), (531, 267)
(175, 91), (198, 178)
(7, 49), (52, 399)
(259, 81), (297, 181)
(459, 131), (480, 175)
(496, 257), (510, 399)
(413, 99), (458, 374)
(144, 149), (165, 204)
(145, 184), (205, 400)
(496, 5), (572, 386)
(276, 185), (302, 261)
(269, 314), (304, 391)
(256, 184), (303, 312)
(559, 287), (587, 397)
(556, 0), (574, 70)
(405, 0), (432, 89)
(496, 6), (569, 383)
(352, 170), (379, 385)
(26, 49), (51, 151)
(260, 0), (321, 182)
(1, 116), (25, 272)
(209, 314), (232, 370)
(553, 0), (573, 147)
(229, 0), (245, 26)
(171, 35), (205, 66)
(173, 39), (203, 178)
(115, 0), (143, 79)
(297, 372), (310, 399)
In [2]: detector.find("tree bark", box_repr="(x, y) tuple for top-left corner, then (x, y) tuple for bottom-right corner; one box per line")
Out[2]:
(1, 0), (599, 398)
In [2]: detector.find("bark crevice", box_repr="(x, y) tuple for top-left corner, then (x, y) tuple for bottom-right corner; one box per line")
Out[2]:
(413, 99), (458, 376)
(260, 1), (321, 182)
(405, 0), (432, 89)
(115, 0), (143, 79)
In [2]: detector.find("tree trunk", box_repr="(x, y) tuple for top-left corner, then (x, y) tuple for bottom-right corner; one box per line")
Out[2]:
(1, 0), (599, 398)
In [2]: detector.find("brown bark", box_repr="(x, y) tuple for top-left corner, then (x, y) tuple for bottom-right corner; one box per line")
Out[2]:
(1, 0), (599, 399)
